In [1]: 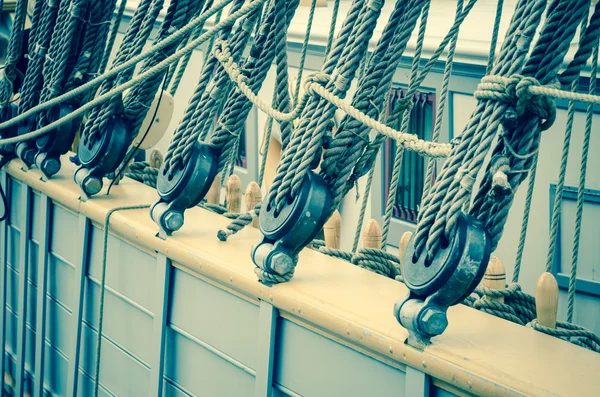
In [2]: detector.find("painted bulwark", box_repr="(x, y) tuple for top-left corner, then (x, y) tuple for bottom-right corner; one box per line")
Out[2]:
(1, 159), (598, 397)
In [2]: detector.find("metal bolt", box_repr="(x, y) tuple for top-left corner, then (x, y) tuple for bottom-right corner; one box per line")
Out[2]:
(82, 176), (102, 196)
(418, 307), (448, 337)
(270, 252), (294, 275)
(41, 158), (61, 177)
(163, 210), (184, 231)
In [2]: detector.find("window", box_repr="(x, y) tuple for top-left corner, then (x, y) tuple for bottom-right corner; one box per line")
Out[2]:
(550, 184), (600, 296)
(382, 88), (436, 224)
(212, 106), (259, 187)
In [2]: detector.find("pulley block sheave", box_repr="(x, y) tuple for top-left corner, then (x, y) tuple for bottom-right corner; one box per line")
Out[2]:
(394, 212), (491, 349)
(15, 114), (38, 167)
(151, 141), (218, 238)
(0, 103), (19, 158)
(251, 171), (332, 281)
(35, 102), (77, 178)
(75, 116), (131, 197)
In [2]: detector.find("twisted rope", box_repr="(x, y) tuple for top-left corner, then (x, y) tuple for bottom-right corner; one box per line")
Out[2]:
(351, 248), (400, 278)
(471, 283), (536, 326)
(0, 0), (257, 146)
(414, 0), (589, 262)
(566, 36), (598, 322)
(528, 320), (600, 353)
(0, 0), (28, 106)
(94, 204), (152, 397)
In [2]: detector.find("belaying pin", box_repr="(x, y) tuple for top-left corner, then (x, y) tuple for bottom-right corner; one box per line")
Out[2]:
(393, 212), (490, 349)
(251, 171), (332, 281)
(151, 141), (218, 238)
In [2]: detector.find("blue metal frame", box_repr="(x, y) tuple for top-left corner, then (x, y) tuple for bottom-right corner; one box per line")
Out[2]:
(150, 253), (171, 396)
(66, 214), (91, 396)
(34, 194), (52, 396)
(15, 183), (31, 396)
(0, 172), (9, 393)
(405, 367), (430, 396)
(550, 184), (600, 297)
(255, 301), (278, 397)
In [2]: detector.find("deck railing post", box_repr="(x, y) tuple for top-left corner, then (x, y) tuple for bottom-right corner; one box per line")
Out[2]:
(66, 214), (91, 397)
(15, 184), (32, 396)
(33, 194), (51, 397)
(255, 300), (278, 397)
(0, 172), (10, 393)
(149, 253), (172, 397)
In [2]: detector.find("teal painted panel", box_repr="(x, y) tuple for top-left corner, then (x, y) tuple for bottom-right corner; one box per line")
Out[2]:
(77, 371), (118, 397)
(164, 327), (255, 397)
(163, 379), (194, 397)
(4, 308), (69, 395)
(31, 191), (43, 243)
(8, 225), (19, 270)
(78, 321), (150, 397)
(48, 253), (75, 308)
(9, 180), (21, 226)
(83, 277), (154, 365)
(5, 268), (73, 354)
(6, 242), (39, 317)
(274, 319), (406, 397)
(49, 204), (80, 264)
(87, 225), (157, 312)
(169, 268), (259, 369)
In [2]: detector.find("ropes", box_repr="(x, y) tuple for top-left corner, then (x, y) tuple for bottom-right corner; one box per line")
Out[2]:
(94, 204), (151, 397)
(528, 320), (600, 353)
(81, 0), (167, 147)
(413, 0), (590, 263)
(161, 0), (260, 175)
(0, 0), (28, 106)
(0, 0), (260, 146)
(36, 0), (90, 129)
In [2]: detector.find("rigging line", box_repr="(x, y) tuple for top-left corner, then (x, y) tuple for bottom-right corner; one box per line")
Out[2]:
(0, 155), (12, 221)
(0, 0), (266, 146)
(106, 67), (171, 195)
(99, 0), (129, 74)
(0, 0), (247, 132)
(567, 37), (598, 323)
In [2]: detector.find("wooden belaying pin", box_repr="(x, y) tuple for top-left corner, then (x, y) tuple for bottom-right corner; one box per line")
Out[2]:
(324, 210), (341, 249)
(206, 174), (221, 205)
(536, 272), (559, 329)
(363, 219), (382, 249)
(245, 181), (262, 228)
(226, 175), (242, 214)
(149, 149), (163, 169)
(300, 0), (328, 6)
(483, 256), (506, 303)
(398, 231), (412, 265)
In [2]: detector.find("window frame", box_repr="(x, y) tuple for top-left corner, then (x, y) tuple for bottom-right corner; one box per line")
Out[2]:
(549, 184), (600, 297)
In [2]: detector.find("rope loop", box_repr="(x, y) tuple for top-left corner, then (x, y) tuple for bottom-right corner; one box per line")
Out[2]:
(304, 72), (331, 95)
(472, 283), (536, 326)
(475, 74), (557, 130)
(528, 320), (600, 353)
(351, 248), (400, 278)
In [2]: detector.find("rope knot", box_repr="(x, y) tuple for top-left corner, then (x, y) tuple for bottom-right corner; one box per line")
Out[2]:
(490, 155), (512, 199)
(476, 75), (557, 130)
(304, 72), (331, 95)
